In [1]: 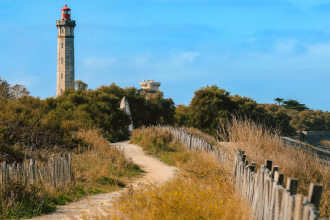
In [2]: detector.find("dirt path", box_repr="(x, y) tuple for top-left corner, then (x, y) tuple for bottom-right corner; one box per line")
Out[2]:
(31, 141), (178, 220)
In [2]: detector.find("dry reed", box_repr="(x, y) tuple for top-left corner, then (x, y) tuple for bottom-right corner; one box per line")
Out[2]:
(216, 115), (330, 218)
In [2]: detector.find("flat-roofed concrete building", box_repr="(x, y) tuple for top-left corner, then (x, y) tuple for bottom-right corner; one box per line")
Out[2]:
(140, 79), (161, 91)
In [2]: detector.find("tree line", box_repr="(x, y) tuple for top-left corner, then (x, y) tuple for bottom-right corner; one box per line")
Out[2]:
(0, 77), (175, 162)
(1, 77), (329, 162)
(174, 86), (330, 135)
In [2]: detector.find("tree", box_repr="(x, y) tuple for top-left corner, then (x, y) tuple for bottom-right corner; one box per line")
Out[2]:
(180, 86), (297, 136)
(96, 84), (176, 128)
(274, 98), (284, 105)
(272, 109), (296, 135)
(282, 99), (309, 112)
(11, 84), (30, 99)
(290, 110), (330, 131)
(265, 104), (279, 115)
(188, 85), (235, 134)
(73, 80), (88, 91)
(0, 77), (11, 99)
(174, 104), (189, 127)
(0, 77), (30, 100)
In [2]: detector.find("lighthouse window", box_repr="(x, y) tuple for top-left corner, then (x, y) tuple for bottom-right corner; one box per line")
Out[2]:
(61, 58), (63, 64)
(61, 43), (63, 48)
(61, 28), (64, 33)
(61, 73), (63, 79)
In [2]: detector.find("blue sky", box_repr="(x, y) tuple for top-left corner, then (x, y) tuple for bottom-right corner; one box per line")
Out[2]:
(1, 0), (330, 111)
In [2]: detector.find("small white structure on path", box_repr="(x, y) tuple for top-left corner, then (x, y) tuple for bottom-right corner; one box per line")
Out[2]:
(120, 96), (134, 132)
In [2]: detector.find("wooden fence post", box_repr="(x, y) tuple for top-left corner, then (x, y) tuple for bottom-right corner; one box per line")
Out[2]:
(287, 178), (298, 196)
(294, 194), (304, 220)
(266, 159), (273, 172)
(271, 166), (279, 179)
(1, 162), (6, 184)
(162, 128), (325, 220)
(30, 159), (35, 185)
(308, 183), (323, 210)
(189, 134), (192, 149)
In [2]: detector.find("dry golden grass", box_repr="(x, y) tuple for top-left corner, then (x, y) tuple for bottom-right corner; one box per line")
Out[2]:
(73, 128), (141, 190)
(94, 127), (250, 220)
(90, 152), (250, 220)
(130, 126), (177, 154)
(179, 126), (219, 146)
(216, 116), (330, 218)
(65, 120), (330, 219)
(320, 139), (330, 147)
(0, 128), (142, 219)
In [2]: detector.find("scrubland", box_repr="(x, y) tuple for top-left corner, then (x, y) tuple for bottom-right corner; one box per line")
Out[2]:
(107, 117), (330, 219)
(0, 128), (142, 219)
(96, 127), (249, 220)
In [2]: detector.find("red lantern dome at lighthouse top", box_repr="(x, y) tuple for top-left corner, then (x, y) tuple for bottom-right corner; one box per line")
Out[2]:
(61, 4), (71, 20)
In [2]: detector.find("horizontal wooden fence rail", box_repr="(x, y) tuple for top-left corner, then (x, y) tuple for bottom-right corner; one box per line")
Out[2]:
(1, 154), (73, 189)
(158, 125), (327, 220)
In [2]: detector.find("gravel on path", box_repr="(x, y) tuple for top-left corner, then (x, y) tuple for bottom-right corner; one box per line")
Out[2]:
(29, 141), (178, 220)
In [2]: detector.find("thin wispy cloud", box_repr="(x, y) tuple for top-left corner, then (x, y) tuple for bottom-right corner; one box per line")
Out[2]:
(0, 0), (329, 110)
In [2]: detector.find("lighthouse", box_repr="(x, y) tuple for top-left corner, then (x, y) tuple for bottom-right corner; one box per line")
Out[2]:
(56, 4), (76, 96)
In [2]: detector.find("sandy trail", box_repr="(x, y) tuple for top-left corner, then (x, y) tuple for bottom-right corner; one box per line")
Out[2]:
(30, 141), (178, 220)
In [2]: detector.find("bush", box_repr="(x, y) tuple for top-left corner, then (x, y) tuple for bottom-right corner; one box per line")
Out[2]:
(0, 78), (176, 162)
(130, 127), (178, 154)
(175, 85), (296, 136)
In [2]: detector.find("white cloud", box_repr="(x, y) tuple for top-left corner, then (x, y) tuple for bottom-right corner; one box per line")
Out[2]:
(306, 43), (330, 56)
(274, 39), (297, 54)
(169, 52), (200, 65)
(127, 53), (153, 66)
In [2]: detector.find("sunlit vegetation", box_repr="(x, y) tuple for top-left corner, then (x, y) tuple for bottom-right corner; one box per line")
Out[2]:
(0, 128), (143, 219)
(217, 115), (330, 218)
(174, 85), (329, 137)
(174, 85), (296, 136)
(262, 103), (330, 132)
(0, 77), (176, 218)
(106, 127), (250, 220)
(0, 78), (175, 163)
(1, 77), (329, 219)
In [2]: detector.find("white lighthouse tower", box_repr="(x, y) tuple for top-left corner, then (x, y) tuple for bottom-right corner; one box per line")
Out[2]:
(56, 4), (76, 96)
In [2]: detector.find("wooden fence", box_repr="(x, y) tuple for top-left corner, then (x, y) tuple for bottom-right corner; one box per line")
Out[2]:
(160, 126), (229, 163)
(159, 125), (326, 220)
(1, 154), (73, 188)
(235, 149), (324, 220)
